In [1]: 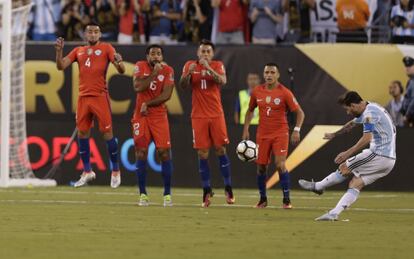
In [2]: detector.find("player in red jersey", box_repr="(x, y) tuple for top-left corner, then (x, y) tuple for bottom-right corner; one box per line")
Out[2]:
(242, 63), (305, 209)
(179, 39), (235, 207)
(132, 45), (175, 207)
(55, 22), (125, 188)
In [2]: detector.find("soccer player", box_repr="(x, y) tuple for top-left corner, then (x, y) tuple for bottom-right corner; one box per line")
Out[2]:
(55, 22), (125, 188)
(242, 63), (305, 209)
(132, 45), (175, 207)
(299, 91), (396, 221)
(179, 39), (235, 208)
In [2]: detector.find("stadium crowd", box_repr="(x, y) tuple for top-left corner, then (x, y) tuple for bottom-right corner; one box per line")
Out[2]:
(15, 0), (414, 44)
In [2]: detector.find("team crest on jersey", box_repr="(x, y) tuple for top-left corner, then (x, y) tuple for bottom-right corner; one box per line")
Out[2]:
(201, 70), (206, 76)
(274, 98), (281, 105)
(157, 75), (165, 81)
(87, 48), (93, 55)
(94, 49), (102, 56)
(266, 96), (271, 104)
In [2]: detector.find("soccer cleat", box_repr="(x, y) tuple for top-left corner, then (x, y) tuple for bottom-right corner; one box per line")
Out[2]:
(138, 193), (149, 206)
(74, 171), (96, 188)
(224, 185), (235, 204)
(163, 194), (173, 207)
(315, 212), (338, 221)
(202, 187), (214, 208)
(282, 197), (293, 209)
(110, 171), (121, 188)
(255, 197), (268, 208)
(298, 179), (324, 195)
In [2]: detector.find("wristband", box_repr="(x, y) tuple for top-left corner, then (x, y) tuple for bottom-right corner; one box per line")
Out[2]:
(293, 126), (301, 132)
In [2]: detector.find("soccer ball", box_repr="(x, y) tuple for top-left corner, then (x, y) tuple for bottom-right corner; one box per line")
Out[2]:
(236, 140), (258, 162)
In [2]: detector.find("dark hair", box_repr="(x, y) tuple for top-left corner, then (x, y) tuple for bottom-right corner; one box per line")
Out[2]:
(393, 80), (404, 94)
(338, 91), (363, 106)
(84, 21), (101, 30)
(146, 44), (164, 55)
(264, 62), (280, 71)
(400, 0), (414, 11)
(199, 39), (215, 51)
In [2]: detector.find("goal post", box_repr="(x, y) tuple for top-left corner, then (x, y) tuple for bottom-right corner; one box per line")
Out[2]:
(0, 0), (56, 187)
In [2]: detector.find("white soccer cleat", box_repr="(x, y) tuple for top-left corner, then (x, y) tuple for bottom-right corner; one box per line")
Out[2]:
(74, 171), (96, 188)
(298, 179), (324, 195)
(315, 212), (338, 221)
(163, 194), (173, 207)
(138, 193), (149, 206)
(110, 171), (121, 188)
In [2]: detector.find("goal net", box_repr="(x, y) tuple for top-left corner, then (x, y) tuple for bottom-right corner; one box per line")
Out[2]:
(0, 1), (56, 187)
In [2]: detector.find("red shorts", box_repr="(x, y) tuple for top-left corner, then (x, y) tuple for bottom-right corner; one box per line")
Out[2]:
(256, 133), (289, 165)
(192, 116), (229, 149)
(131, 115), (171, 149)
(76, 95), (112, 133)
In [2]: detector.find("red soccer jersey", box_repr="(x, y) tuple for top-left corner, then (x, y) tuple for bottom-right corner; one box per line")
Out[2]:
(133, 61), (175, 117)
(66, 42), (115, 96)
(182, 60), (225, 118)
(219, 0), (243, 32)
(249, 83), (299, 137)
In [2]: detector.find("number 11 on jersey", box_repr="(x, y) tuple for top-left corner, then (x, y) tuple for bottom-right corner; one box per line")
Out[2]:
(201, 79), (207, 89)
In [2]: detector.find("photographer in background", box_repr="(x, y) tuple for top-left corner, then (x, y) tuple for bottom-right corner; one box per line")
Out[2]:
(390, 0), (414, 44)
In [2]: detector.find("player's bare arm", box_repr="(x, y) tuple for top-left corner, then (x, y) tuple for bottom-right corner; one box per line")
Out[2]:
(179, 63), (196, 89)
(55, 37), (72, 70)
(200, 59), (227, 85)
(324, 120), (356, 140)
(134, 63), (163, 92)
(334, 132), (372, 164)
(291, 106), (305, 145)
(242, 110), (255, 140)
(140, 84), (174, 116)
(113, 53), (126, 74)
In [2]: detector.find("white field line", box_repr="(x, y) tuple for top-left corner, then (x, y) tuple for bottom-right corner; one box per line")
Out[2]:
(0, 199), (414, 213)
(0, 189), (401, 200)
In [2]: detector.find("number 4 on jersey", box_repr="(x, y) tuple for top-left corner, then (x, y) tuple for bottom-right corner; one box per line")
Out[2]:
(85, 57), (91, 67)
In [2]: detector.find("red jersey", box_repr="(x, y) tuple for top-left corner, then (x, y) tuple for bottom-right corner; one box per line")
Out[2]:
(133, 61), (175, 117)
(182, 60), (226, 118)
(249, 83), (299, 138)
(219, 0), (244, 32)
(67, 42), (115, 97)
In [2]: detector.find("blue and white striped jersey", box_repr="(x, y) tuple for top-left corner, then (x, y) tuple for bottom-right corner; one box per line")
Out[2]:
(353, 103), (397, 159)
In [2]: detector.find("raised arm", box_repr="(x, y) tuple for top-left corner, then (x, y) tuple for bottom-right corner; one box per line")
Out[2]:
(334, 132), (372, 164)
(112, 53), (126, 74)
(179, 62), (196, 89)
(55, 37), (72, 70)
(200, 59), (227, 85)
(134, 63), (162, 92)
(140, 84), (174, 115)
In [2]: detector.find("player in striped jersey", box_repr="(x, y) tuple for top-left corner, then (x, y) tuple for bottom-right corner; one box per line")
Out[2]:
(299, 91), (396, 221)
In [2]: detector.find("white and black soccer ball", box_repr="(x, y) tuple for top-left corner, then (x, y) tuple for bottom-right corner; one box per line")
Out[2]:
(236, 140), (258, 162)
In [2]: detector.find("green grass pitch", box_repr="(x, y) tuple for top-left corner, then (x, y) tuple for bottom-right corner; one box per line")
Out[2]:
(1, 187), (413, 259)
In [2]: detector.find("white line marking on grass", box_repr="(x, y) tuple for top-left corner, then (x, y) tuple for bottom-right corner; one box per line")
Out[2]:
(0, 189), (401, 199)
(1, 199), (413, 213)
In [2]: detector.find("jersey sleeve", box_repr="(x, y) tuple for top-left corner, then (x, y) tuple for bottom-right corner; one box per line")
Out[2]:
(106, 43), (116, 63)
(133, 62), (146, 79)
(214, 61), (226, 75)
(182, 61), (193, 77)
(248, 89), (257, 112)
(164, 66), (175, 87)
(66, 47), (78, 63)
(284, 88), (299, 112)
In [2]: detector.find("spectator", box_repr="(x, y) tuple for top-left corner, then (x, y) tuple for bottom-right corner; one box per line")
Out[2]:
(234, 73), (261, 124)
(212, 0), (248, 44)
(148, 0), (182, 44)
(95, 0), (119, 41)
(181, 0), (214, 43)
(385, 80), (405, 127)
(390, 0), (414, 44)
(29, 0), (61, 41)
(402, 56), (414, 127)
(117, 0), (141, 44)
(249, 0), (284, 44)
(61, 0), (88, 41)
(336, 0), (370, 43)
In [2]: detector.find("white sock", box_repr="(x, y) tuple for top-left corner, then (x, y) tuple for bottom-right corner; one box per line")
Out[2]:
(315, 170), (347, 190)
(329, 188), (360, 215)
